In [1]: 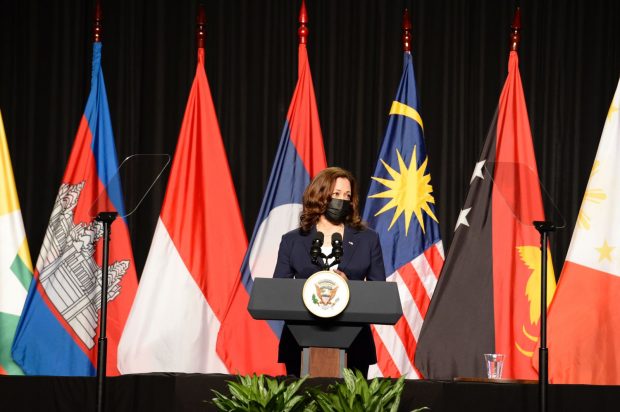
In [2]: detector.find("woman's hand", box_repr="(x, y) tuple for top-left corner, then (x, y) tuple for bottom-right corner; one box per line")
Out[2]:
(333, 268), (348, 280)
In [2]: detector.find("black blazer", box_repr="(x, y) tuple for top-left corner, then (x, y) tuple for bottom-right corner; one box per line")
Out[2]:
(273, 224), (386, 365)
(273, 225), (386, 281)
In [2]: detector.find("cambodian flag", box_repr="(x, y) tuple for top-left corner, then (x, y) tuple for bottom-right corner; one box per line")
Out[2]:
(216, 8), (326, 374)
(11, 42), (138, 376)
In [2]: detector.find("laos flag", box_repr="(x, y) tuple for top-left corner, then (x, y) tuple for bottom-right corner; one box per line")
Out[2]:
(216, 29), (326, 375)
(12, 42), (138, 376)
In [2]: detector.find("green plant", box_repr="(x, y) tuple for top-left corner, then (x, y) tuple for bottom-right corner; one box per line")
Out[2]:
(308, 368), (428, 412)
(211, 374), (316, 412)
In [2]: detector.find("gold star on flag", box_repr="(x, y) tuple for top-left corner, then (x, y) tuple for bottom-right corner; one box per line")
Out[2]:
(577, 161), (607, 230)
(608, 103), (619, 121)
(596, 240), (614, 262)
(370, 146), (437, 235)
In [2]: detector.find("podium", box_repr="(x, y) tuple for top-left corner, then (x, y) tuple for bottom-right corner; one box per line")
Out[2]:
(248, 278), (402, 377)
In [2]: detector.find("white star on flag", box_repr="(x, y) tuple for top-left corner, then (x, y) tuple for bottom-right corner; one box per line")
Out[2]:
(454, 207), (472, 231)
(470, 160), (486, 183)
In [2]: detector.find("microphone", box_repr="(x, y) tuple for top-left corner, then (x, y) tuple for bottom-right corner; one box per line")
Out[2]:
(331, 232), (343, 264)
(310, 231), (324, 266)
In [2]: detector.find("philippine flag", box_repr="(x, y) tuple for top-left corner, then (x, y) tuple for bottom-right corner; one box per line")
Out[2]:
(11, 42), (138, 376)
(216, 6), (326, 375)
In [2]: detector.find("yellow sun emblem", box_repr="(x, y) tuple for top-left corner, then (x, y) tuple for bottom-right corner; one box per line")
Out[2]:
(369, 146), (438, 234)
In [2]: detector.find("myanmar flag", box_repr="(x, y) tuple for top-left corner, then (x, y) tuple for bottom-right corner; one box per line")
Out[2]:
(415, 50), (555, 379)
(0, 110), (33, 375)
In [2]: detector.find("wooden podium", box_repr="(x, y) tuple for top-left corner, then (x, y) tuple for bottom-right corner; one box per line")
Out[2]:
(248, 278), (402, 377)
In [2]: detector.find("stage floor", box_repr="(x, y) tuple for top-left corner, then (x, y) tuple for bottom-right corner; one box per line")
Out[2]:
(2, 373), (620, 411)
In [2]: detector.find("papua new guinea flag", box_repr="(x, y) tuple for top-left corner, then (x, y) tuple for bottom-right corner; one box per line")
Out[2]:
(12, 42), (138, 376)
(415, 50), (555, 380)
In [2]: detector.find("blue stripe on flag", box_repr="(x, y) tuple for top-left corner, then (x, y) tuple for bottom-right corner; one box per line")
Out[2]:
(11, 282), (95, 376)
(85, 42), (126, 218)
(239, 121), (311, 337)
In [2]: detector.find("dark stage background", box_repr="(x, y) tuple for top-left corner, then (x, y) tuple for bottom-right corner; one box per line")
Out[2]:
(0, 0), (619, 277)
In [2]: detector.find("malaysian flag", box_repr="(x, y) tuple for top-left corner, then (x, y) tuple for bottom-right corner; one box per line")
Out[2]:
(363, 51), (443, 378)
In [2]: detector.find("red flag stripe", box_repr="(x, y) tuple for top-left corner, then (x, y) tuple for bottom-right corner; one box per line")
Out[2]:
(371, 325), (402, 377)
(398, 262), (432, 318)
(372, 319), (421, 378)
(376, 270), (426, 377)
(423, 243), (445, 280)
(377, 316), (422, 379)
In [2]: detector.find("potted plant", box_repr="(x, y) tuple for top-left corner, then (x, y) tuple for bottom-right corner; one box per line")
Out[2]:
(212, 369), (429, 412)
(308, 369), (429, 412)
(212, 374), (315, 412)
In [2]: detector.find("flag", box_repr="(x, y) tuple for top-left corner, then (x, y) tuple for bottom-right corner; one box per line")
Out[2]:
(11, 42), (138, 376)
(216, 29), (327, 375)
(542, 79), (620, 384)
(118, 45), (247, 373)
(415, 50), (555, 380)
(0, 111), (33, 375)
(363, 52), (443, 379)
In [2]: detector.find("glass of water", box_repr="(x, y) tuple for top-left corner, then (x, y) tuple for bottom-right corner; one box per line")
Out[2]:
(484, 353), (505, 379)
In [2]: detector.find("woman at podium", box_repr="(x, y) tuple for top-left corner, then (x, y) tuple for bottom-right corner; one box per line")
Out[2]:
(274, 167), (386, 377)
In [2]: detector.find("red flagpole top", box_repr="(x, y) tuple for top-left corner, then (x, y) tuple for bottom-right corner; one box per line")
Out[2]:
(298, 0), (308, 45)
(510, 7), (522, 51)
(402, 8), (412, 52)
(196, 3), (206, 49)
(93, 0), (102, 43)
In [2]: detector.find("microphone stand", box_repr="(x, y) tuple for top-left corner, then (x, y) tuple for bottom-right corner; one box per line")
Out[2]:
(310, 234), (343, 271)
(533, 221), (555, 412)
(96, 211), (118, 412)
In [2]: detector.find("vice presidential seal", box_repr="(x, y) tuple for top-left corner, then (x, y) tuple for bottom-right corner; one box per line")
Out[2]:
(302, 271), (350, 318)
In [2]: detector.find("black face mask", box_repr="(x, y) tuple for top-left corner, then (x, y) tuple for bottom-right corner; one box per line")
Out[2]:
(325, 198), (351, 224)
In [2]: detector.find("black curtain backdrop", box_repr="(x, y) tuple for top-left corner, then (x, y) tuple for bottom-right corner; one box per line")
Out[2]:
(1, 0), (619, 277)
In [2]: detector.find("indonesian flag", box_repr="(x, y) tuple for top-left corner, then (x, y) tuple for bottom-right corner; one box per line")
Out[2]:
(542, 78), (620, 384)
(118, 46), (247, 373)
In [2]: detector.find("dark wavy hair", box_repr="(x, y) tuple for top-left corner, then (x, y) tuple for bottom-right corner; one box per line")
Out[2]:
(299, 167), (365, 232)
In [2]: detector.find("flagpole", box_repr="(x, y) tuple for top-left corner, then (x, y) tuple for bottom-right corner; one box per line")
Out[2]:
(533, 220), (553, 412)
(402, 8), (411, 53)
(91, 3), (113, 412)
(96, 211), (117, 412)
(196, 1), (206, 50)
(298, 0), (308, 44)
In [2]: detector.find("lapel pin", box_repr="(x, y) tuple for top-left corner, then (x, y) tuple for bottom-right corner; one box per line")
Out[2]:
(348, 241), (354, 245)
